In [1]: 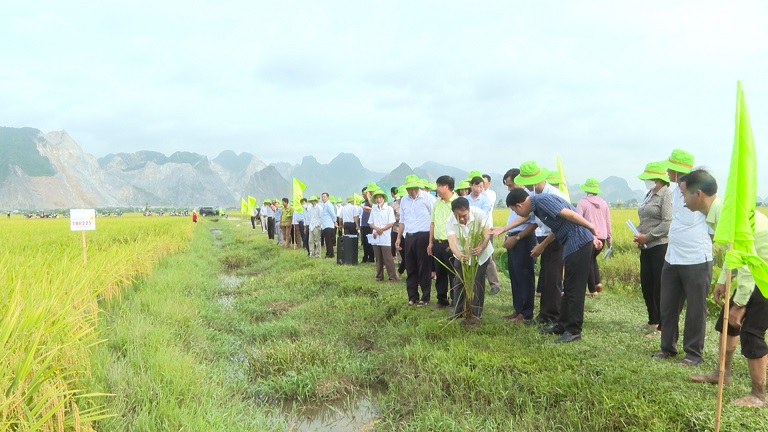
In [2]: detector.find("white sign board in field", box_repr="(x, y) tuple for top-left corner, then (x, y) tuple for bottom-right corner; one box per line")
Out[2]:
(70, 209), (96, 231)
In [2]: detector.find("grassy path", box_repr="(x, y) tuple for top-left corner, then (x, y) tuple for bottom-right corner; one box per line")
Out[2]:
(86, 217), (768, 431)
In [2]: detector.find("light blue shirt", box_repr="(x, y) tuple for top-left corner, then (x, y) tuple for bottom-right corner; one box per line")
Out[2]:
(321, 201), (336, 229)
(467, 193), (491, 217)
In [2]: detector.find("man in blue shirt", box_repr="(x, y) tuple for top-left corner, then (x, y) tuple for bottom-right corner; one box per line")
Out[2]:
(320, 193), (338, 258)
(504, 188), (597, 343)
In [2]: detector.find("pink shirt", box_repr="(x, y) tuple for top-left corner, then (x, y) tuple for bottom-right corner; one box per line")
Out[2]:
(576, 195), (612, 242)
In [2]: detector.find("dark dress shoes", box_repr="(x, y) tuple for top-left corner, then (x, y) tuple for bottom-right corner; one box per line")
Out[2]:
(540, 323), (565, 335)
(554, 331), (582, 343)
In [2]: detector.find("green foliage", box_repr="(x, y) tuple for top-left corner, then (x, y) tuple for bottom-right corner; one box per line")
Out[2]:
(83, 213), (768, 431)
(0, 127), (56, 180)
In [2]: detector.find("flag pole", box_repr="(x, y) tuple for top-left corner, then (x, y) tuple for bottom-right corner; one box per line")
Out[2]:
(714, 245), (733, 432)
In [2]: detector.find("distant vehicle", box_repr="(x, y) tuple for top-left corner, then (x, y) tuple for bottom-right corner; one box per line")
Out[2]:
(198, 207), (219, 216)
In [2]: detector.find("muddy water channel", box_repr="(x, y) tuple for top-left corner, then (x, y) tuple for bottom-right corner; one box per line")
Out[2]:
(277, 391), (380, 431)
(216, 273), (381, 430)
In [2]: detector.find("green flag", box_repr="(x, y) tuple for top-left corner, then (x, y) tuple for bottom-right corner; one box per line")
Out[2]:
(713, 81), (768, 298)
(248, 195), (257, 214)
(292, 178), (306, 213)
(556, 155), (571, 203)
(240, 198), (247, 215)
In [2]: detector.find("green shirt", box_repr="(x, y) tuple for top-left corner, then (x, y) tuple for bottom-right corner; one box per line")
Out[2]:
(709, 197), (768, 305)
(431, 192), (458, 240)
(280, 205), (293, 226)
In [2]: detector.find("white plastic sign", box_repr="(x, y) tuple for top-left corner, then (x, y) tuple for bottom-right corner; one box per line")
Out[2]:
(70, 209), (96, 231)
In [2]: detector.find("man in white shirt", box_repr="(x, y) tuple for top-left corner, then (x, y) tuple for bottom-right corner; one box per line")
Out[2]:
(446, 197), (493, 320)
(396, 175), (435, 306)
(653, 149), (713, 367)
(341, 196), (360, 235)
(305, 195), (323, 258)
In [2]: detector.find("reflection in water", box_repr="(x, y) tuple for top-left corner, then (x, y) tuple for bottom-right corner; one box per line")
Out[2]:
(278, 392), (379, 432)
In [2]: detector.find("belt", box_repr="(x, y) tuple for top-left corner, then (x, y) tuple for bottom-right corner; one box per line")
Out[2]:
(434, 239), (448, 244)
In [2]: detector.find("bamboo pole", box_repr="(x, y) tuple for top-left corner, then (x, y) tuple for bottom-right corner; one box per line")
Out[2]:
(714, 245), (734, 432)
(81, 231), (87, 266)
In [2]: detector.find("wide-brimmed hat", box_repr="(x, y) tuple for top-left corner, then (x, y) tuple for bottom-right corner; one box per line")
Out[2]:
(659, 149), (694, 174)
(364, 182), (379, 192)
(334, 197), (343, 204)
(637, 162), (670, 182)
(346, 195), (355, 203)
(308, 195), (319, 202)
(455, 179), (471, 190)
(468, 170), (483, 179)
(546, 170), (562, 185)
(428, 181), (437, 191)
(515, 161), (549, 186)
(371, 188), (388, 202)
(402, 174), (422, 189)
(396, 185), (406, 197)
(580, 178), (602, 194)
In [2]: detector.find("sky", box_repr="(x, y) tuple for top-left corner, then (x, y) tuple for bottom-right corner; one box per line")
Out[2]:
(3, 1), (768, 195)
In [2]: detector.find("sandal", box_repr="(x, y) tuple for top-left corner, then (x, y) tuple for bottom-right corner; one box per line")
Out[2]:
(417, 301), (426, 307)
(407, 301), (415, 306)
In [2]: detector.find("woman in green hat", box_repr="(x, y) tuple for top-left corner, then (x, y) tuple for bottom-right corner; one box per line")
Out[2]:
(576, 178), (612, 297)
(634, 161), (672, 336)
(368, 189), (398, 282)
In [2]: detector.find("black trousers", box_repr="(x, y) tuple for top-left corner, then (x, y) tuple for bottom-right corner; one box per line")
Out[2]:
(404, 231), (431, 303)
(452, 258), (489, 318)
(322, 227), (336, 258)
(250, 216), (256, 229)
(300, 222), (309, 254)
(715, 287), (768, 359)
(432, 240), (454, 306)
(267, 217), (275, 239)
(360, 226), (374, 262)
(508, 234), (537, 319)
(640, 243), (667, 327)
(343, 222), (357, 236)
(559, 241), (593, 335)
(587, 238), (605, 293)
(537, 236), (564, 322)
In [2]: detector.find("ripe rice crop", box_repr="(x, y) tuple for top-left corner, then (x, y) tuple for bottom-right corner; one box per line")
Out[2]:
(0, 214), (193, 431)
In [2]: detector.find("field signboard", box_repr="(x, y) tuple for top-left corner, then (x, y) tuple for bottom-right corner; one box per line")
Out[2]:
(70, 209), (96, 231)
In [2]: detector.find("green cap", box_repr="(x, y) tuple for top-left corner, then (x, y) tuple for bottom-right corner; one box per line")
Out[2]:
(402, 174), (421, 189)
(364, 182), (379, 192)
(456, 179), (471, 190)
(659, 149), (694, 174)
(308, 195), (319, 202)
(546, 170), (562, 185)
(514, 161), (548, 186)
(637, 161), (670, 182)
(371, 188), (388, 202)
(579, 178), (602, 195)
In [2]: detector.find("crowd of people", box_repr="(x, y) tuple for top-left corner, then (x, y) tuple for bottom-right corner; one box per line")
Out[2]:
(248, 148), (767, 408)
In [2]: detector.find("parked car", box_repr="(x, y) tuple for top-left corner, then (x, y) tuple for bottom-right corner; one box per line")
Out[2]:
(198, 206), (219, 216)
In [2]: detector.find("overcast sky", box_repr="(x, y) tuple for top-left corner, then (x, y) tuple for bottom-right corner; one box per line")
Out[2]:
(3, 1), (768, 195)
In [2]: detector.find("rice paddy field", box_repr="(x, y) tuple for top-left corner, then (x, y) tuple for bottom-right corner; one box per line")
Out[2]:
(4, 208), (768, 431)
(0, 214), (194, 431)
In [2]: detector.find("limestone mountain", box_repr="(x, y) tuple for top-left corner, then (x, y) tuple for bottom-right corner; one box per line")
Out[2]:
(289, 153), (385, 197)
(568, 176), (643, 206)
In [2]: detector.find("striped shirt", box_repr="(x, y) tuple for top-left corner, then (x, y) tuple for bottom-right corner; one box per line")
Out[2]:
(530, 194), (593, 258)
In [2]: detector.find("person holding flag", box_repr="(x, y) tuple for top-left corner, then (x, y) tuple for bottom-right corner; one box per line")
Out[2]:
(680, 170), (768, 407)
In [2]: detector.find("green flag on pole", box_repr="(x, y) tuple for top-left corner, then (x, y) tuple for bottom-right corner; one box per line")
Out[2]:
(248, 195), (257, 215)
(292, 178), (306, 213)
(556, 155), (571, 203)
(240, 198), (247, 215)
(713, 81), (768, 298)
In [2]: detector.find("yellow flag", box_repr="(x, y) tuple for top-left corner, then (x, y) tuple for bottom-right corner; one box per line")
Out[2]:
(556, 155), (571, 203)
(713, 81), (768, 298)
(292, 178), (306, 213)
(240, 198), (247, 215)
(248, 196), (257, 214)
